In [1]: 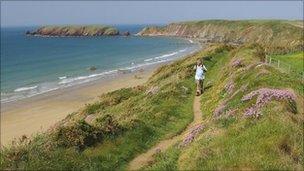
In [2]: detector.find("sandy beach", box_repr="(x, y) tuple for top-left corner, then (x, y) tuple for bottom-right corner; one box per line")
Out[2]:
(0, 64), (161, 146)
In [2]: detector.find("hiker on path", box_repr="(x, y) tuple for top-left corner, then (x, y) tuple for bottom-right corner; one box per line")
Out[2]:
(194, 58), (207, 96)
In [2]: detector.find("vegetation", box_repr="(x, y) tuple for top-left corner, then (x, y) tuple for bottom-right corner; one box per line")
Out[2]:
(138, 20), (303, 54)
(270, 51), (304, 73)
(1, 46), (209, 170)
(2, 20), (303, 170)
(145, 44), (303, 170)
(27, 25), (119, 36)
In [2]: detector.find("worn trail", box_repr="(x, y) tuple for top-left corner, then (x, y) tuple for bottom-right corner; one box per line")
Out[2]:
(127, 95), (203, 170)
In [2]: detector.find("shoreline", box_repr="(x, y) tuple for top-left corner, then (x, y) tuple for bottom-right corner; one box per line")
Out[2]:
(1, 37), (200, 104)
(0, 45), (202, 146)
(1, 64), (158, 146)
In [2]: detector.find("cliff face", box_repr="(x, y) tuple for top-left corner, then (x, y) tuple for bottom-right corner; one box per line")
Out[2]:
(137, 20), (303, 53)
(27, 25), (119, 36)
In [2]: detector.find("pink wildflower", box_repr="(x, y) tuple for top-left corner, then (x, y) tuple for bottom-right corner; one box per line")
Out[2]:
(231, 59), (243, 68)
(213, 102), (226, 117)
(224, 80), (235, 95)
(242, 88), (296, 117)
(179, 124), (204, 147)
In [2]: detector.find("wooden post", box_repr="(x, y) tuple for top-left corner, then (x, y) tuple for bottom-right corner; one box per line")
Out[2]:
(277, 60), (280, 68)
(269, 57), (272, 65)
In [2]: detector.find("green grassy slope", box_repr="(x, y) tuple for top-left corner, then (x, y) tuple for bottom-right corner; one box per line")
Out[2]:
(1, 45), (303, 169)
(0, 48), (211, 170)
(270, 52), (304, 73)
(145, 45), (303, 170)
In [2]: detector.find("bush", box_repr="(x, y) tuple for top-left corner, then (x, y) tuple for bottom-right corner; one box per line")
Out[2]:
(95, 114), (122, 136)
(51, 120), (102, 150)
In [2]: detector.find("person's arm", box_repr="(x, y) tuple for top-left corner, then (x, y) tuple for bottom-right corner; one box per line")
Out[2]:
(193, 65), (197, 71)
(203, 65), (207, 72)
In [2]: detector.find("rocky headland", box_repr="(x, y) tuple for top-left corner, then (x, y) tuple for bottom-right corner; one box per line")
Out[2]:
(26, 25), (120, 37)
(137, 20), (303, 53)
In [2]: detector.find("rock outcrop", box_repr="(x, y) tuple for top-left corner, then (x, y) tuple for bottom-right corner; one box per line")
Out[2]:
(26, 25), (119, 37)
(123, 31), (130, 36)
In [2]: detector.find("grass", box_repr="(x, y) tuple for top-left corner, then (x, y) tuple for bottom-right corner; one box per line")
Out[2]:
(270, 51), (304, 74)
(143, 45), (303, 170)
(140, 20), (303, 54)
(1, 46), (209, 170)
(1, 43), (303, 170)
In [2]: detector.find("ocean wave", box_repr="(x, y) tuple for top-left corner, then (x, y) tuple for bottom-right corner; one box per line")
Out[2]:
(58, 76), (67, 80)
(14, 86), (38, 92)
(59, 70), (118, 85)
(155, 52), (178, 60)
(124, 58), (170, 71)
(179, 48), (187, 53)
(2, 87), (60, 103)
(144, 48), (188, 62)
(144, 58), (153, 62)
(2, 46), (199, 104)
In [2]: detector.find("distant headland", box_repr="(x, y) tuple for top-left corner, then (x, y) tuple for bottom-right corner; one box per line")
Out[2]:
(26, 25), (123, 37)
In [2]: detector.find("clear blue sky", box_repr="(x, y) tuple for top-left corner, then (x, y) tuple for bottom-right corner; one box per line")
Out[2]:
(1, 1), (303, 26)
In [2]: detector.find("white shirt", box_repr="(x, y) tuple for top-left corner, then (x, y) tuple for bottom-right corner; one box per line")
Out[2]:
(195, 65), (207, 80)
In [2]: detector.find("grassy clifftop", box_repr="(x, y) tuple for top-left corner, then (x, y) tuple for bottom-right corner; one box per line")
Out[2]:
(146, 45), (303, 170)
(137, 20), (303, 54)
(1, 43), (303, 170)
(26, 25), (119, 36)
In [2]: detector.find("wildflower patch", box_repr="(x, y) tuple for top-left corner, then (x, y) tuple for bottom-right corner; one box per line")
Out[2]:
(241, 88), (297, 117)
(231, 58), (243, 68)
(179, 124), (204, 147)
(224, 80), (235, 95)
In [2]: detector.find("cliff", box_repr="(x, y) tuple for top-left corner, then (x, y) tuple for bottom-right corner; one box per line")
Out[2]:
(137, 20), (303, 53)
(26, 25), (119, 37)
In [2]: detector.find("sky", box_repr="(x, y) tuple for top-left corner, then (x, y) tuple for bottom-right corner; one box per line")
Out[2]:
(1, 1), (303, 27)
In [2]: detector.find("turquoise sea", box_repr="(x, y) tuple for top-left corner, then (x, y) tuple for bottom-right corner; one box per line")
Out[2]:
(1, 25), (199, 103)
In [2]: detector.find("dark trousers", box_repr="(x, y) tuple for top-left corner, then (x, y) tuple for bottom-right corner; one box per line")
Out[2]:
(196, 79), (204, 94)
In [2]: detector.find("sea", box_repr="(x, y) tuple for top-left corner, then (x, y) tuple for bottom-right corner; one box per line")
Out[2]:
(1, 25), (199, 103)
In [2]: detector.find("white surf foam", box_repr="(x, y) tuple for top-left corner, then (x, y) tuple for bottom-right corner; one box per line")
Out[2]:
(144, 48), (188, 62)
(155, 52), (178, 60)
(179, 48), (187, 53)
(58, 76), (67, 80)
(14, 86), (38, 92)
(144, 58), (153, 62)
(59, 70), (118, 85)
(2, 45), (199, 104)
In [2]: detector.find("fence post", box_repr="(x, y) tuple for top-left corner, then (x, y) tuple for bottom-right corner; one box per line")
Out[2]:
(269, 57), (272, 65)
(277, 60), (280, 68)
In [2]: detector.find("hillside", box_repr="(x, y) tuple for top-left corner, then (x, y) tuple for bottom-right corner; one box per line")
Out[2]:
(137, 20), (303, 54)
(26, 25), (119, 36)
(1, 43), (303, 170)
(1, 20), (303, 170)
(144, 45), (303, 170)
